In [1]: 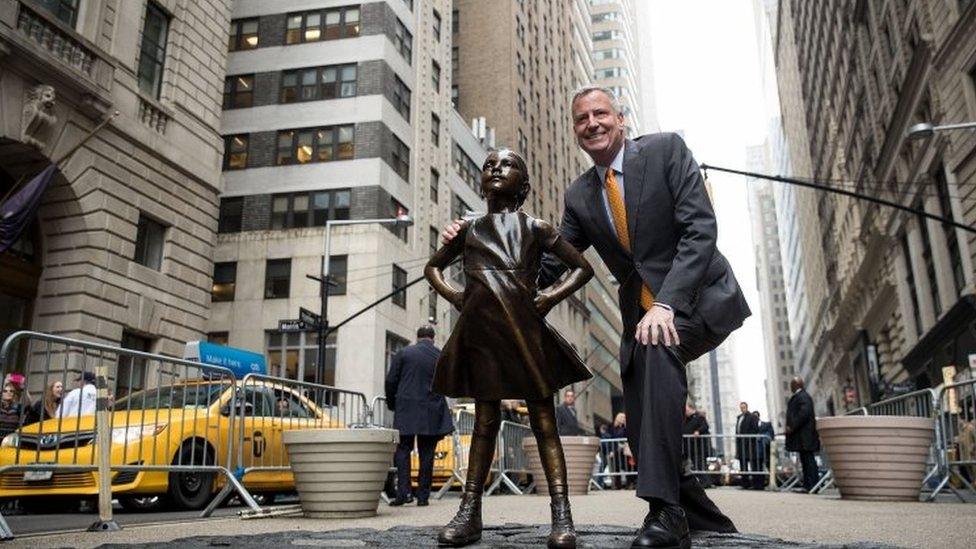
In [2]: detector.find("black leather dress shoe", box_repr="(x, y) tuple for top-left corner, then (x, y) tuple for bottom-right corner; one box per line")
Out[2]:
(389, 494), (415, 506)
(631, 504), (691, 549)
(417, 499), (429, 506)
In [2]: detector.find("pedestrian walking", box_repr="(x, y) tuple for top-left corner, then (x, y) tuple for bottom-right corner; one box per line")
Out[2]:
(785, 377), (821, 492)
(555, 389), (583, 436)
(384, 325), (455, 507)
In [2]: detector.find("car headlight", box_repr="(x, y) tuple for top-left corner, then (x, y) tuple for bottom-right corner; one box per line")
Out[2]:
(434, 451), (448, 460)
(1, 433), (18, 448)
(111, 424), (167, 445)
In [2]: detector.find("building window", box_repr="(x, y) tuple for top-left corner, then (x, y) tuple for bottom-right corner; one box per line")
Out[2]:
(117, 332), (151, 398)
(223, 135), (249, 170)
(394, 19), (413, 64)
(429, 226), (439, 256)
(32, 0), (79, 27)
(218, 197), (243, 233)
(901, 233), (923, 336)
(328, 255), (347, 295)
(285, 7), (360, 45)
(432, 8), (442, 41)
(431, 113), (440, 145)
(391, 135), (410, 181)
(281, 64), (357, 103)
(224, 74), (255, 109)
(134, 215), (165, 270)
(267, 331), (336, 385)
(265, 259), (291, 299)
(429, 168), (439, 202)
(386, 199), (409, 241)
(452, 141), (480, 193)
(207, 332), (229, 345)
(452, 46), (460, 79)
(137, 2), (169, 98)
(276, 125), (354, 165)
(212, 262), (237, 302)
(392, 264), (407, 308)
(385, 331), (410, 374)
(935, 167), (965, 294)
(271, 189), (351, 229)
(432, 60), (441, 91)
(917, 209), (942, 317)
(451, 85), (459, 108)
(229, 18), (259, 51)
(392, 76), (411, 121)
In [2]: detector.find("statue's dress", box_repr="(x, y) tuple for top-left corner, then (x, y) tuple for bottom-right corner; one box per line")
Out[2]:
(433, 211), (592, 400)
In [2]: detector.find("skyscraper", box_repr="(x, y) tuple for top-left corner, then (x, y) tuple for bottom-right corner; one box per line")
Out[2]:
(588, 0), (643, 135)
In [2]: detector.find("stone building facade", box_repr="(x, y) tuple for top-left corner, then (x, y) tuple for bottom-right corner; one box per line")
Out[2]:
(769, 0), (976, 413)
(0, 0), (230, 394)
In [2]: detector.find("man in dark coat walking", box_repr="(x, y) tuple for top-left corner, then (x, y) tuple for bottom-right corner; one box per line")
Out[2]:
(786, 377), (820, 492)
(385, 325), (454, 506)
(554, 389), (583, 435)
(734, 402), (761, 489)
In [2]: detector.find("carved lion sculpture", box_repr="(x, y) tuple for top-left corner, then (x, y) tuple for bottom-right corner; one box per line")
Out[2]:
(22, 84), (58, 149)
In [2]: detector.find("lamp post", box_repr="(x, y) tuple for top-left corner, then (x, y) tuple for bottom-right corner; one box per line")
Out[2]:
(905, 121), (976, 140)
(306, 215), (413, 386)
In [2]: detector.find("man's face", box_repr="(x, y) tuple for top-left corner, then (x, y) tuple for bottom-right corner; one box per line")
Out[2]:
(564, 391), (575, 406)
(571, 91), (626, 164)
(739, 403), (748, 413)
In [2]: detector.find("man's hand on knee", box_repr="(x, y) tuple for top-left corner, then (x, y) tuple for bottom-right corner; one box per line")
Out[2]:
(635, 305), (680, 347)
(441, 219), (464, 245)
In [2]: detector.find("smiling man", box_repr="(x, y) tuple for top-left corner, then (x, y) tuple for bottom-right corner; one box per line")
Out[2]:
(444, 86), (750, 548)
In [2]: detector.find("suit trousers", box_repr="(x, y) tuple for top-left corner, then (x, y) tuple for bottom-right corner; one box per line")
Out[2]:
(799, 450), (819, 492)
(394, 434), (441, 501)
(622, 310), (737, 533)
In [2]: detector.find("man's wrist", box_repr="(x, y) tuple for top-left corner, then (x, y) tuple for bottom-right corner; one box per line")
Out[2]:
(653, 302), (673, 312)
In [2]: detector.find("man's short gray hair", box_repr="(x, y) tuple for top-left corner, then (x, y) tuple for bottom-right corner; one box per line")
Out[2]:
(570, 86), (624, 114)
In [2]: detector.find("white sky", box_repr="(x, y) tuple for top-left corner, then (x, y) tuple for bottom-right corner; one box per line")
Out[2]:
(641, 0), (771, 417)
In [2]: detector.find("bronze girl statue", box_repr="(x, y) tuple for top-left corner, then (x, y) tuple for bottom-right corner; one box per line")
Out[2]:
(426, 148), (594, 548)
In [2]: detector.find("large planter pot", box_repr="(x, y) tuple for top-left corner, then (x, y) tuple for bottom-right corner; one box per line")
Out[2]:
(523, 435), (600, 496)
(282, 428), (398, 518)
(818, 416), (934, 501)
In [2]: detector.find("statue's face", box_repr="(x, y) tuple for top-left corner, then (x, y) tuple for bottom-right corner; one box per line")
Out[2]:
(481, 149), (527, 202)
(39, 86), (56, 108)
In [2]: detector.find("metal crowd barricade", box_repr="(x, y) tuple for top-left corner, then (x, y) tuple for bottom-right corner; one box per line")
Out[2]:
(486, 420), (533, 495)
(436, 408), (475, 499)
(684, 434), (772, 485)
(0, 331), (259, 540)
(772, 435), (802, 491)
(591, 437), (637, 488)
(928, 378), (976, 502)
(369, 396), (394, 428)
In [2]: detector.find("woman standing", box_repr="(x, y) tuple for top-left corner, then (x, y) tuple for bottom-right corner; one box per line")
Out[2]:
(28, 380), (63, 424)
(0, 382), (25, 441)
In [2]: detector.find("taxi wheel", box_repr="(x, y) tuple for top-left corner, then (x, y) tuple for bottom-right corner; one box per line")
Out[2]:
(167, 442), (216, 510)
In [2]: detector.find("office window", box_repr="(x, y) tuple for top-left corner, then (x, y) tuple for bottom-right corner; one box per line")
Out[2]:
(385, 332), (410, 374)
(429, 226), (439, 256)
(265, 259), (291, 299)
(276, 125), (354, 165)
(917, 209), (942, 317)
(394, 19), (413, 64)
(328, 255), (347, 295)
(117, 332), (151, 398)
(901, 233), (923, 336)
(137, 2), (169, 98)
(452, 46), (460, 80)
(34, 0), (80, 26)
(223, 135), (249, 170)
(451, 85), (458, 108)
(452, 8), (459, 33)
(431, 113), (440, 145)
(134, 215), (165, 270)
(281, 64), (357, 103)
(432, 60), (441, 91)
(392, 76), (411, 121)
(386, 199), (409, 241)
(935, 167), (965, 294)
(229, 18), (259, 51)
(268, 331), (336, 385)
(212, 262), (237, 302)
(223, 74), (254, 109)
(392, 264), (407, 307)
(218, 197), (243, 233)
(285, 7), (359, 44)
(432, 9), (442, 41)
(271, 189), (351, 229)
(207, 332), (229, 345)
(429, 168), (439, 202)
(391, 135), (410, 181)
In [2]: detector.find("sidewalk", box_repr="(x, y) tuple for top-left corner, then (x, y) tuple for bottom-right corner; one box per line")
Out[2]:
(7, 488), (975, 548)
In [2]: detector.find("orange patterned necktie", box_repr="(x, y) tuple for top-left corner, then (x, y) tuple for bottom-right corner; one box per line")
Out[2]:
(604, 169), (655, 311)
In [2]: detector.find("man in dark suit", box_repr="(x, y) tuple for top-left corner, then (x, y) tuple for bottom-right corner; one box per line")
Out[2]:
(734, 402), (760, 489)
(384, 325), (455, 506)
(554, 389), (583, 435)
(443, 86), (749, 547)
(682, 404), (712, 488)
(786, 377), (820, 492)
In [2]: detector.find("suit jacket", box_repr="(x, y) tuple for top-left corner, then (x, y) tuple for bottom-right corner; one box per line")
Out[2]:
(758, 421), (775, 440)
(554, 404), (582, 436)
(540, 134), (751, 375)
(735, 412), (758, 436)
(384, 340), (454, 437)
(682, 412), (709, 435)
(786, 389), (820, 452)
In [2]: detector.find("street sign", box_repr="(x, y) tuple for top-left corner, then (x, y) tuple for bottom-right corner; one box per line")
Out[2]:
(299, 307), (321, 327)
(184, 341), (266, 377)
(279, 319), (306, 332)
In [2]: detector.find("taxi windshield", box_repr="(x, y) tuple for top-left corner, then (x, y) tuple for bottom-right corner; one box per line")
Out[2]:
(115, 382), (229, 410)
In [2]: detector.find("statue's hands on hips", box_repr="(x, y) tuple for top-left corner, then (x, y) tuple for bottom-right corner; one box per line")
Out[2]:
(441, 219), (464, 245)
(534, 292), (556, 316)
(635, 305), (680, 347)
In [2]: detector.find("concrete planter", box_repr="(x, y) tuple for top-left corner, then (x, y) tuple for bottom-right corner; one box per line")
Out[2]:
(282, 428), (398, 518)
(818, 416), (934, 501)
(523, 436), (600, 495)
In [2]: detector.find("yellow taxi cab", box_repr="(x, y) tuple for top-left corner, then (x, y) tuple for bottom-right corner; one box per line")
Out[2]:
(0, 378), (338, 511)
